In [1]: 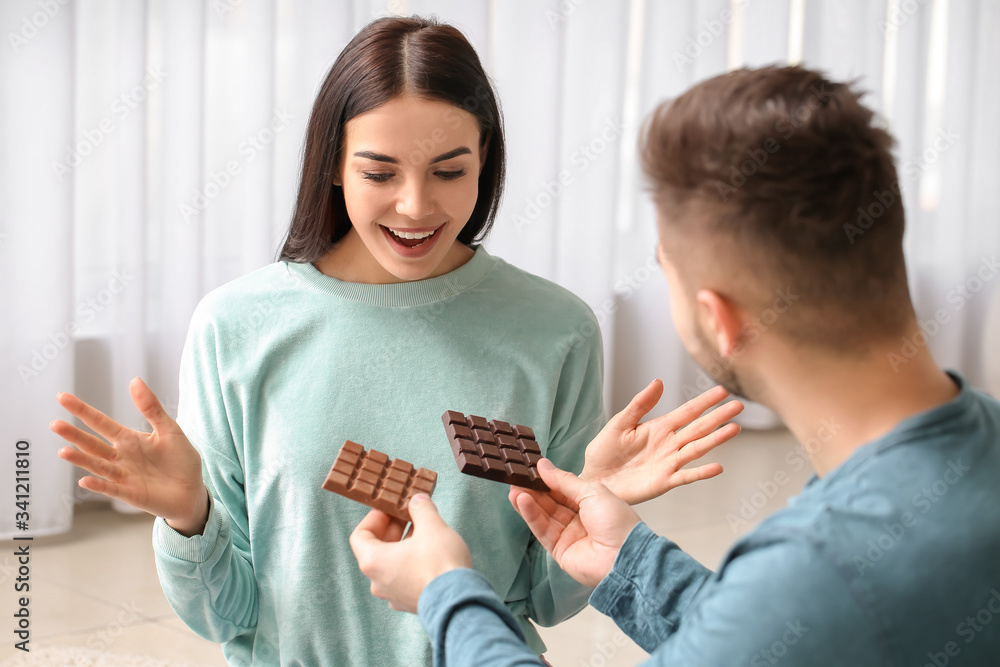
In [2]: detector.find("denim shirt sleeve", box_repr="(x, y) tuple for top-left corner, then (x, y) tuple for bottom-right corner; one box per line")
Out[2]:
(589, 522), (714, 651)
(593, 523), (881, 666)
(419, 569), (546, 667)
(418, 524), (881, 667)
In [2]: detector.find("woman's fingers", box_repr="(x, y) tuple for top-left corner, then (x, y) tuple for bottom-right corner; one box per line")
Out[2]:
(51, 417), (129, 484)
(677, 402), (743, 442)
(50, 420), (117, 460)
(77, 475), (136, 506)
(57, 444), (124, 484)
(55, 392), (127, 443)
(673, 421), (741, 467)
(663, 462), (724, 489)
(128, 378), (177, 434)
(664, 400), (743, 454)
(608, 379), (664, 430)
(660, 385), (734, 432)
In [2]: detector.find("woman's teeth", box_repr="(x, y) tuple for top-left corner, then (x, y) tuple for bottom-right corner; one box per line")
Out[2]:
(386, 226), (437, 248)
(389, 228), (435, 240)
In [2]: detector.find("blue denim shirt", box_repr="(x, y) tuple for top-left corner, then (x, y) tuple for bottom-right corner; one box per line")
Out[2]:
(418, 374), (1000, 666)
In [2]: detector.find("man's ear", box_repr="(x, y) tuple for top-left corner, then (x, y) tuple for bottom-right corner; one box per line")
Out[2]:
(695, 289), (744, 358)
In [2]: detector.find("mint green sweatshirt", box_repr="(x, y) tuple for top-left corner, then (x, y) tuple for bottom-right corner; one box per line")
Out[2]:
(151, 247), (605, 666)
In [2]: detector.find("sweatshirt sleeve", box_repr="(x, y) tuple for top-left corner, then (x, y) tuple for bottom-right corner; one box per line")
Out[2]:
(151, 303), (259, 643)
(521, 315), (605, 627)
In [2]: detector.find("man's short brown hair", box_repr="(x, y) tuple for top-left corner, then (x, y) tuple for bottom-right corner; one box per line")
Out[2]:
(642, 65), (914, 351)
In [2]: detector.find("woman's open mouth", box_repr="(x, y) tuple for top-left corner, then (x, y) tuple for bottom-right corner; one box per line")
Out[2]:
(380, 224), (443, 257)
(385, 226), (436, 247)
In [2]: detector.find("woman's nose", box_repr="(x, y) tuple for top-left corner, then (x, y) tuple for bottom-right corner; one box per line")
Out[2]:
(395, 179), (435, 220)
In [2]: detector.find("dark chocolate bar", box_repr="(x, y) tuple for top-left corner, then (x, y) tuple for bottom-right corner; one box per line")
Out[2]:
(441, 411), (548, 491)
(322, 440), (437, 522)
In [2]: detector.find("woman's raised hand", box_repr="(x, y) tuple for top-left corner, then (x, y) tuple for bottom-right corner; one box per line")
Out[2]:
(579, 380), (744, 505)
(51, 378), (209, 536)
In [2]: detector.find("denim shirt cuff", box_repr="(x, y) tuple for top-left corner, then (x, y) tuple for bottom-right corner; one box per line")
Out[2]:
(589, 521), (657, 614)
(420, 570), (526, 637)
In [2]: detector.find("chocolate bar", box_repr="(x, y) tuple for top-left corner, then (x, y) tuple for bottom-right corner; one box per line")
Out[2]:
(322, 440), (437, 523)
(441, 411), (548, 491)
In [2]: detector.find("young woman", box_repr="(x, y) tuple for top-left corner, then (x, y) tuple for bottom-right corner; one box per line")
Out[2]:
(52, 16), (742, 665)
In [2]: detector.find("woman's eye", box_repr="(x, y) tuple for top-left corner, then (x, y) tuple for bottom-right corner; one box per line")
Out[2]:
(435, 169), (466, 181)
(362, 172), (394, 183)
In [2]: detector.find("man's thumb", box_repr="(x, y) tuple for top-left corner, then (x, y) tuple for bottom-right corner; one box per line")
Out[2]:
(406, 493), (441, 526)
(536, 458), (587, 498)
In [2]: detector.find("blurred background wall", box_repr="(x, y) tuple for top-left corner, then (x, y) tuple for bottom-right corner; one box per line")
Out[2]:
(1, 0), (998, 537)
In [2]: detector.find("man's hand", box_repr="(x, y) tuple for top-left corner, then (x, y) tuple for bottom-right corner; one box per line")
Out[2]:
(350, 494), (472, 613)
(580, 381), (744, 504)
(510, 459), (641, 588)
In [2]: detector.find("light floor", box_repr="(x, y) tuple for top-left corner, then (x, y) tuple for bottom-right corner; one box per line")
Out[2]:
(0, 428), (807, 666)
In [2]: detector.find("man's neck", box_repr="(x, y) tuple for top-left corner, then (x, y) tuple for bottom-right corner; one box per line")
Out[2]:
(757, 344), (959, 477)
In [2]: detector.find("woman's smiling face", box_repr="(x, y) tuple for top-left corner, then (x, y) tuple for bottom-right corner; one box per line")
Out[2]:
(323, 95), (486, 284)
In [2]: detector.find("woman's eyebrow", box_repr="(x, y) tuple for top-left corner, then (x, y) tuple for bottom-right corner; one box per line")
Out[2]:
(353, 150), (398, 164)
(429, 147), (472, 163)
(352, 146), (472, 165)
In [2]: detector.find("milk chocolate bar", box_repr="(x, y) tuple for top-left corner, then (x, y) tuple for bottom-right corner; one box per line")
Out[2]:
(322, 440), (437, 523)
(441, 411), (548, 491)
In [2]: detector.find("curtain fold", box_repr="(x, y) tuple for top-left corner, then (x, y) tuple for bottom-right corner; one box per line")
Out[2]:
(1, 0), (76, 538)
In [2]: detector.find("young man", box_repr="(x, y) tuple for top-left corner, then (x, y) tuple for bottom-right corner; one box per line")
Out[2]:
(349, 66), (1000, 665)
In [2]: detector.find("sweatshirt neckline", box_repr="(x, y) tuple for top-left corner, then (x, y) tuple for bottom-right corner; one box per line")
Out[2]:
(283, 245), (496, 307)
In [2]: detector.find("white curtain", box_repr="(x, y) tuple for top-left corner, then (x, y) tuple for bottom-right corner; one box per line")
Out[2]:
(2, 0), (997, 537)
